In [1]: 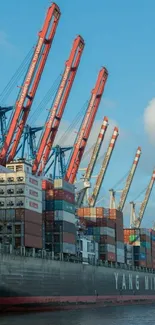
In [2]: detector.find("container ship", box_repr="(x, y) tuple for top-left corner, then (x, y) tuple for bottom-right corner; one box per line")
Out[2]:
(0, 2), (155, 313)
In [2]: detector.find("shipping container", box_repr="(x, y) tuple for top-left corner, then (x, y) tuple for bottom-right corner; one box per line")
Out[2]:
(45, 189), (54, 200)
(15, 197), (42, 213)
(116, 248), (125, 257)
(54, 179), (75, 194)
(43, 211), (54, 222)
(6, 161), (32, 174)
(116, 255), (125, 263)
(6, 196), (15, 208)
(42, 179), (53, 190)
(53, 242), (76, 254)
(54, 210), (75, 223)
(54, 221), (76, 234)
(24, 222), (42, 237)
(24, 234), (42, 249)
(116, 241), (124, 249)
(99, 235), (115, 245)
(100, 227), (115, 237)
(0, 185), (6, 195)
(54, 200), (75, 214)
(63, 232), (76, 244)
(0, 198), (6, 209)
(9, 172), (42, 190)
(0, 209), (5, 220)
(45, 200), (54, 211)
(100, 252), (116, 262)
(99, 244), (115, 254)
(0, 173), (7, 184)
(15, 184), (42, 202)
(6, 209), (15, 221)
(54, 189), (75, 204)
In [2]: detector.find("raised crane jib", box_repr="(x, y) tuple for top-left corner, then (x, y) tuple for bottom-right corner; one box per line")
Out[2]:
(0, 3), (61, 165)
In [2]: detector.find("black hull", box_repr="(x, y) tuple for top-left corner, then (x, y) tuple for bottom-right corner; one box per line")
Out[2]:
(1, 254), (155, 313)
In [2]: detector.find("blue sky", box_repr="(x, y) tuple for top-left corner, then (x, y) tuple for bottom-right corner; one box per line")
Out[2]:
(0, 0), (155, 226)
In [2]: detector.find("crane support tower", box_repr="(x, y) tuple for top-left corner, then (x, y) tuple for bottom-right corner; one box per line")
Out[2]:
(32, 35), (85, 175)
(76, 116), (108, 207)
(0, 3), (61, 165)
(131, 169), (155, 228)
(117, 147), (141, 211)
(88, 126), (119, 207)
(65, 67), (108, 184)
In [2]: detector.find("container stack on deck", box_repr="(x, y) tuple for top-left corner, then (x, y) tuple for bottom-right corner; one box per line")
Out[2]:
(0, 161), (43, 248)
(53, 179), (76, 255)
(151, 229), (155, 269)
(124, 228), (152, 268)
(77, 207), (124, 263)
(42, 179), (54, 251)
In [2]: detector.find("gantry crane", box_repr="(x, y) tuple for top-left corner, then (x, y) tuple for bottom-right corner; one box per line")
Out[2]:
(65, 67), (108, 184)
(130, 169), (155, 228)
(88, 126), (119, 207)
(32, 35), (85, 175)
(76, 116), (108, 207)
(0, 3), (61, 165)
(0, 106), (13, 146)
(109, 147), (142, 211)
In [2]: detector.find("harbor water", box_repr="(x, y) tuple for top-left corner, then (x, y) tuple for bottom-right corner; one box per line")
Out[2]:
(1, 305), (155, 325)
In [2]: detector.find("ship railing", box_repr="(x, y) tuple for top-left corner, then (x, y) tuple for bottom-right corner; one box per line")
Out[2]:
(1, 245), (155, 274)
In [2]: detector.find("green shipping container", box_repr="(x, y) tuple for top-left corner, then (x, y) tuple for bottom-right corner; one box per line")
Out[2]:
(54, 200), (75, 214)
(93, 227), (100, 235)
(129, 234), (139, 242)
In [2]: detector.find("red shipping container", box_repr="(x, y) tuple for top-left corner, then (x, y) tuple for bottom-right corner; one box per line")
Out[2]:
(45, 189), (54, 200)
(42, 179), (53, 190)
(24, 222), (42, 237)
(100, 252), (116, 262)
(100, 235), (115, 245)
(63, 232), (75, 244)
(24, 234), (42, 249)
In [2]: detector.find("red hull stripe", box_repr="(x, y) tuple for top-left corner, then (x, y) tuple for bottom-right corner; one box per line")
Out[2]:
(1, 295), (155, 305)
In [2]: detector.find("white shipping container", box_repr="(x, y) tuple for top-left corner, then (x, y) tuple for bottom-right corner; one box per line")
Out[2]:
(15, 197), (42, 213)
(0, 197), (6, 209)
(6, 161), (32, 174)
(126, 252), (133, 259)
(126, 259), (133, 266)
(100, 227), (115, 237)
(6, 173), (16, 184)
(54, 210), (75, 224)
(125, 244), (133, 252)
(0, 185), (6, 195)
(15, 172), (42, 190)
(117, 255), (125, 263)
(86, 235), (94, 241)
(0, 173), (7, 184)
(6, 185), (15, 196)
(54, 179), (75, 194)
(117, 248), (125, 257)
(6, 196), (15, 208)
(15, 184), (42, 202)
(116, 241), (124, 249)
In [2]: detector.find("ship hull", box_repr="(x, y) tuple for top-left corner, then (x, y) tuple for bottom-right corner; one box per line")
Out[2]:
(1, 254), (155, 312)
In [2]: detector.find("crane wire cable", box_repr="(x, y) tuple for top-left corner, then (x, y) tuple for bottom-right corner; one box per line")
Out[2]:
(28, 74), (61, 125)
(0, 47), (33, 105)
(57, 100), (89, 146)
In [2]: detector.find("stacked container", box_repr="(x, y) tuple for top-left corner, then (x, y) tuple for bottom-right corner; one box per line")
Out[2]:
(53, 179), (76, 255)
(108, 209), (124, 263)
(0, 161), (43, 249)
(124, 244), (134, 265)
(151, 229), (155, 269)
(77, 207), (116, 262)
(42, 179), (54, 251)
(140, 228), (151, 268)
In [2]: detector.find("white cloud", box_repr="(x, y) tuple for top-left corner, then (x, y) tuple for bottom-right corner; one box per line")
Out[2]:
(144, 98), (155, 144)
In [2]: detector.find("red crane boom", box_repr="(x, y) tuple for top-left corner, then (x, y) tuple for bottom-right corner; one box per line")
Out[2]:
(0, 3), (60, 165)
(64, 67), (108, 184)
(32, 35), (85, 175)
